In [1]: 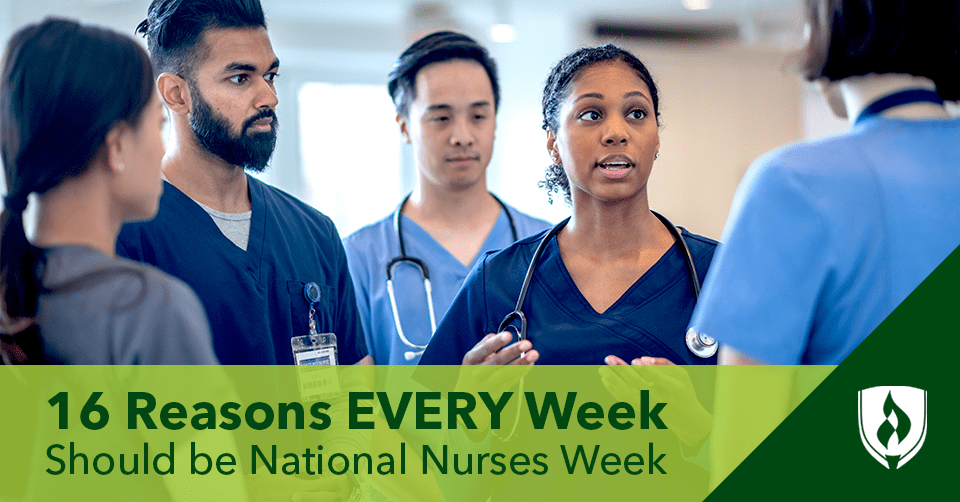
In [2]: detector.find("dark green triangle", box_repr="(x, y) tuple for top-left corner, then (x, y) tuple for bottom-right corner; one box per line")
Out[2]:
(706, 244), (959, 500)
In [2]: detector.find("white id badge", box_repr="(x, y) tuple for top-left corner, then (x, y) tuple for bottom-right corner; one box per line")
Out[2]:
(291, 333), (341, 402)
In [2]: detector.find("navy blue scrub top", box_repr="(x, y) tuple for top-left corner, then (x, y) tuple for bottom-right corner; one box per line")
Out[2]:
(117, 178), (368, 365)
(419, 227), (718, 365)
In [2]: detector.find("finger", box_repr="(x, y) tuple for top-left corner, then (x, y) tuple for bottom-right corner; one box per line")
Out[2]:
(490, 340), (534, 365)
(599, 375), (631, 401)
(633, 356), (675, 365)
(509, 348), (538, 365)
(599, 366), (650, 391)
(292, 492), (342, 502)
(464, 332), (513, 365)
(286, 475), (348, 492)
(604, 355), (629, 365)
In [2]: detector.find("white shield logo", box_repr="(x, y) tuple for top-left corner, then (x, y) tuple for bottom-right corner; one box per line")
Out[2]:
(857, 386), (927, 469)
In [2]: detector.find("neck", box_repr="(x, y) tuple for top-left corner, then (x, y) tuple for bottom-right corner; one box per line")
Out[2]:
(33, 172), (120, 257)
(404, 176), (497, 228)
(563, 190), (667, 258)
(162, 122), (251, 213)
(840, 74), (946, 122)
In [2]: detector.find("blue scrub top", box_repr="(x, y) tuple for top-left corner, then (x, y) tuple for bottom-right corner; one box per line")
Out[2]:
(117, 177), (368, 365)
(688, 116), (960, 364)
(344, 203), (550, 364)
(419, 226), (718, 365)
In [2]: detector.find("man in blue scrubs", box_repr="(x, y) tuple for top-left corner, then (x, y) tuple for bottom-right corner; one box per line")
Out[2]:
(118, 0), (370, 366)
(343, 32), (550, 364)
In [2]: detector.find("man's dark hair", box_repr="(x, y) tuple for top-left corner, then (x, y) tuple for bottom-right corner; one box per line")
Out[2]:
(387, 31), (500, 117)
(800, 0), (960, 100)
(136, 0), (266, 77)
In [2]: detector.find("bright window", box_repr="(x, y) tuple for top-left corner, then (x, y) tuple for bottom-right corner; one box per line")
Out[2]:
(299, 83), (404, 238)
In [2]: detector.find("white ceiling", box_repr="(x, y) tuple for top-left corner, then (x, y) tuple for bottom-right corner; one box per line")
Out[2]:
(1, 0), (805, 72)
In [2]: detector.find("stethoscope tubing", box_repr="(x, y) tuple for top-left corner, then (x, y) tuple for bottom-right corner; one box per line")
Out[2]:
(388, 193), (519, 359)
(498, 210), (702, 339)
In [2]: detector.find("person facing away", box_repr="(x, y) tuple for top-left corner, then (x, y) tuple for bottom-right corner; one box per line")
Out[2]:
(343, 31), (550, 365)
(117, 0), (370, 365)
(688, 0), (960, 366)
(0, 18), (216, 366)
(419, 44), (718, 367)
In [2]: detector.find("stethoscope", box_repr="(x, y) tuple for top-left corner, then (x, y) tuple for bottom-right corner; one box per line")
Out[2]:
(854, 88), (944, 125)
(491, 210), (714, 442)
(387, 192), (519, 360)
(497, 210), (717, 359)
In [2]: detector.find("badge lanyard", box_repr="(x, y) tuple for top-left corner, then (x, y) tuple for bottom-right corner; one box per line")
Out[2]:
(291, 282), (341, 401)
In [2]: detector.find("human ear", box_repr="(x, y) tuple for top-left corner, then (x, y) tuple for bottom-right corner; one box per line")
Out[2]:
(157, 72), (190, 115)
(396, 114), (411, 144)
(546, 129), (560, 165)
(101, 123), (129, 175)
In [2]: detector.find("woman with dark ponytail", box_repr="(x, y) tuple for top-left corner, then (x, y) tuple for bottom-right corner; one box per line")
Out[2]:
(0, 18), (217, 364)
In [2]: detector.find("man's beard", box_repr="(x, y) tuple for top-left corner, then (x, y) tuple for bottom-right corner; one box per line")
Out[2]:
(189, 86), (278, 173)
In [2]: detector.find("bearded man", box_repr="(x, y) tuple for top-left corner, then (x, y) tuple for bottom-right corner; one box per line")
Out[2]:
(118, 0), (371, 366)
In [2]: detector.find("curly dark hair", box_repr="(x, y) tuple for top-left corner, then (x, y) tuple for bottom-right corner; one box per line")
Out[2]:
(538, 44), (661, 205)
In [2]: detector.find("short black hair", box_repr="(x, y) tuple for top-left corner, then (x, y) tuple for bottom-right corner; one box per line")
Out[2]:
(800, 0), (960, 100)
(387, 31), (500, 117)
(539, 44), (661, 205)
(136, 0), (266, 77)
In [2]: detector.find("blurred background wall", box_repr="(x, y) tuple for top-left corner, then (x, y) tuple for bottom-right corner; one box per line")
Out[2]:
(1, 0), (865, 240)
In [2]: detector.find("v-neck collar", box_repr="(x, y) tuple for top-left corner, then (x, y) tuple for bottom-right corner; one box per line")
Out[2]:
(162, 177), (266, 278)
(539, 232), (686, 318)
(398, 208), (511, 272)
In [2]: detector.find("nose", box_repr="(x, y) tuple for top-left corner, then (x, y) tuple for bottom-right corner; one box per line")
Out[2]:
(601, 115), (629, 145)
(449, 116), (475, 147)
(255, 76), (279, 110)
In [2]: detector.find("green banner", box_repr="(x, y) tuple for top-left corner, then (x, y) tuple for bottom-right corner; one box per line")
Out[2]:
(707, 245), (960, 500)
(0, 363), (830, 501)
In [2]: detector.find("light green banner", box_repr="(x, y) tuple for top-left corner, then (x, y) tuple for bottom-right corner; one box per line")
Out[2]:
(0, 365), (831, 502)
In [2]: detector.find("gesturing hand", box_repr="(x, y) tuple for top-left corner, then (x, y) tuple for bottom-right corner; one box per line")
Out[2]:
(599, 355), (713, 447)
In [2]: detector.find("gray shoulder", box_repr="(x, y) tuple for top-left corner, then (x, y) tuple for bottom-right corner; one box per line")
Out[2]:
(107, 259), (218, 365)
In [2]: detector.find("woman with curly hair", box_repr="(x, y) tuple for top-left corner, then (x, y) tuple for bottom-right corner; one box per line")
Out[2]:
(420, 44), (717, 367)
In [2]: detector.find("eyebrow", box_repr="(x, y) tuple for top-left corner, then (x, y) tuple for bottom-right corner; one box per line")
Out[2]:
(223, 59), (280, 73)
(424, 101), (492, 112)
(573, 92), (604, 104)
(573, 91), (651, 104)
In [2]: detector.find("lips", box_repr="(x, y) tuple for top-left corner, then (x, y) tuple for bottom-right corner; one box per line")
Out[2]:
(243, 109), (277, 135)
(596, 153), (634, 170)
(446, 154), (481, 166)
(596, 153), (634, 179)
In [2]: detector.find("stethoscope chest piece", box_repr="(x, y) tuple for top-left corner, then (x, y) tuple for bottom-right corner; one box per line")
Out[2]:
(685, 328), (718, 358)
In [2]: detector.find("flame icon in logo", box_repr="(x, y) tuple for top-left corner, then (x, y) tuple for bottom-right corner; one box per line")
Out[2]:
(876, 391), (911, 451)
(858, 386), (927, 469)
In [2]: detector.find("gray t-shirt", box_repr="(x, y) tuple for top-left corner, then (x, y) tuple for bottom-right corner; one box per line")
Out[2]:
(196, 201), (252, 251)
(37, 245), (218, 364)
